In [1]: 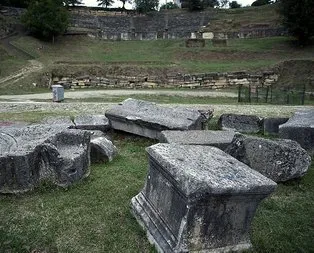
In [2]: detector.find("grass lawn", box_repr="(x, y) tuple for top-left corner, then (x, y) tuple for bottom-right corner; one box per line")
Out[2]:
(0, 107), (313, 252)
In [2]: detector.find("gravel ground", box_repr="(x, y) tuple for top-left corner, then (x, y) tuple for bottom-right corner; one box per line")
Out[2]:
(0, 101), (311, 118)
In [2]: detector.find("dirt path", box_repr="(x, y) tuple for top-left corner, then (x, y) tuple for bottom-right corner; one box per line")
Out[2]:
(0, 89), (237, 102)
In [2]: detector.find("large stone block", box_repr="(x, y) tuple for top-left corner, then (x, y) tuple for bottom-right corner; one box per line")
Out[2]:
(263, 117), (289, 135)
(218, 114), (263, 134)
(160, 130), (235, 150)
(105, 99), (204, 140)
(131, 143), (276, 253)
(225, 134), (311, 182)
(0, 125), (91, 193)
(279, 109), (314, 155)
(74, 114), (110, 132)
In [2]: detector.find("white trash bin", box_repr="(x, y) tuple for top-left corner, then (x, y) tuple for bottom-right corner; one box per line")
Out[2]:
(52, 85), (64, 102)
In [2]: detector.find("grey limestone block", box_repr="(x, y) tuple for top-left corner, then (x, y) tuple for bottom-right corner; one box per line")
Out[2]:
(74, 114), (110, 132)
(218, 113), (263, 134)
(263, 117), (289, 135)
(0, 125), (91, 193)
(225, 134), (311, 182)
(105, 98), (204, 140)
(90, 136), (118, 163)
(131, 143), (276, 253)
(160, 130), (235, 150)
(279, 109), (314, 155)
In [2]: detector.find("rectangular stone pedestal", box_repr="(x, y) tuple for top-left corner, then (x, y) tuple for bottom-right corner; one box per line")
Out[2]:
(131, 144), (276, 253)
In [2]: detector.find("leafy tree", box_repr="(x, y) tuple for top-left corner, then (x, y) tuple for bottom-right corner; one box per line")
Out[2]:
(119, 0), (131, 9)
(160, 2), (179, 9)
(63, 0), (83, 7)
(251, 0), (272, 6)
(229, 0), (241, 8)
(2, 0), (31, 8)
(203, 0), (219, 8)
(219, 0), (229, 7)
(280, 0), (314, 45)
(97, 0), (114, 8)
(135, 0), (159, 13)
(188, 0), (204, 11)
(22, 0), (68, 42)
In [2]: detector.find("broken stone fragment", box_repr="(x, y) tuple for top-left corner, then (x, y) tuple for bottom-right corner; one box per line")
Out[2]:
(225, 134), (311, 182)
(90, 136), (118, 163)
(0, 125), (91, 194)
(105, 98), (205, 140)
(218, 113), (263, 134)
(279, 109), (314, 155)
(160, 130), (235, 150)
(41, 116), (74, 128)
(74, 114), (110, 132)
(131, 143), (276, 253)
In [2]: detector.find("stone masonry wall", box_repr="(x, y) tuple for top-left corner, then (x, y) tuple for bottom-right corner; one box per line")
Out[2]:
(51, 71), (279, 89)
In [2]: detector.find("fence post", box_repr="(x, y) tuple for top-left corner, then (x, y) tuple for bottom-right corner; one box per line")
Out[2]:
(248, 85), (251, 103)
(287, 86), (290, 104)
(301, 83), (306, 105)
(238, 85), (242, 103)
(256, 86), (259, 103)
(266, 86), (269, 103)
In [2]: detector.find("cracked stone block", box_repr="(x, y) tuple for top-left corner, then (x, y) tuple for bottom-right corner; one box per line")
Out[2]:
(225, 134), (311, 182)
(218, 114), (263, 134)
(279, 109), (314, 155)
(105, 98), (204, 140)
(74, 114), (110, 132)
(0, 125), (91, 193)
(160, 130), (235, 150)
(131, 143), (276, 253)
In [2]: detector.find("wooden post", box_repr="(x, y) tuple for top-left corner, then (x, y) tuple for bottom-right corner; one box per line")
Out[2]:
(238, 85), (242, 102)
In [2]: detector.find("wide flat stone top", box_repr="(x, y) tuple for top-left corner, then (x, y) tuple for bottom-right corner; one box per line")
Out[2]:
(161, 130), (235, 145)
(146, 143), (276, 197)
(106, 98), (202, 130)
(0, 124), (69, 155)
(74, 114), (109, 126)
(280, 109), (314, 128)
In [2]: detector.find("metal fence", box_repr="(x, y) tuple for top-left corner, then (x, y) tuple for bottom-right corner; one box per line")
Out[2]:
(238, 84), (313, 105)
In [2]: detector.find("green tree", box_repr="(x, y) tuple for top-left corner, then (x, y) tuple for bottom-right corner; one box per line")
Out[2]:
(280, 0), (314, 45)
(251, 0), (272, 6)
(203, 0), (219, 8)
(97, 0), (114, 8)
(219, 0), (229, 7)
(22, 0), (68, 42)
(2, 0), (31, 8)
(188, 0), (204, 11)
(229, 0), (241, 8)
(135, 0), (159, 13)
(160, 2), (179, 9)
(119, 0), (131, 9)
(63, 0), (83, 7)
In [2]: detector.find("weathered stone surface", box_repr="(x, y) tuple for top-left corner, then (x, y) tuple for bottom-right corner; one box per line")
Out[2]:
(160, 130), (235, 150)
(198, 109), (214, 130)
(225, 134), (311, 182)
(131, 143), (276, 253)
(0, 125), (91, 193)
(263, 117), (289, 135)
(90, 136), (117, 163)
(105, 99), (204, 140)
(41, 116), (74, 127)
(74, 114), (110, 132)
(218, 113), (263, 133)
(279, 109), (314, 155)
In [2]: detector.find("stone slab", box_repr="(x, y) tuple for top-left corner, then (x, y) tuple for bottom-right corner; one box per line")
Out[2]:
(0, 125), (91, 193)
(41, 116), (74, 128)
(225, 134), (311, 182)
(105, 99), (204, 140)
(90, 136), (117, 163)
(263, 117), (289, 135)
(160, 130), (235, 150)
(131, 143), (276, 252)
(279, 109), (314, 155)
(218, 113), (263, 134)
(74, 114), (110, 132)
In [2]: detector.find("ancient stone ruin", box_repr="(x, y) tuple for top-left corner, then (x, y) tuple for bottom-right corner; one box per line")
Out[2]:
(106, 98), (209, 140)
(218, 113), (263, 134)
(0, 125), (91, 193)
(160, 130), (235, 150)
(131, 143), (277, 252)
(279, 109), (314, 155)
(225, 134), (311, 182)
